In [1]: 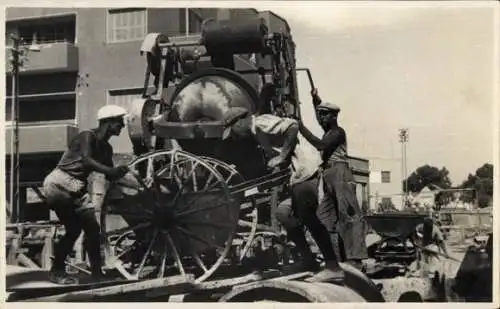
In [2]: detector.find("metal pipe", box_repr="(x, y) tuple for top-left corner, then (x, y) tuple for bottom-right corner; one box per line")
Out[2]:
(9, 35), (20, 223)
(9, 55), (15, 222)
(185, 8), (189, 36)
(14, 47), (20, 223)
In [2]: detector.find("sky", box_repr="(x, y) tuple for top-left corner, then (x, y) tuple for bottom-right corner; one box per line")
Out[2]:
(0, 1), (496, 186)
(253, 2), (497, 185)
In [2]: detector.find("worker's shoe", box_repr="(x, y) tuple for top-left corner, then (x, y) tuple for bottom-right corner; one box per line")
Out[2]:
(89, 270), (108, 283)
(345, 259), (365, 272)
(48, 268), (79, 285)
(305, 261), (345, 284)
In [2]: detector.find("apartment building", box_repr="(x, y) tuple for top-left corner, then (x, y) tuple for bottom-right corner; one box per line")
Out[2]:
(4, 7), (267, 220)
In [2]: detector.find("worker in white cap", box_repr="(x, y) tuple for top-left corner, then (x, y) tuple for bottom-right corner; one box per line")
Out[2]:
(43, 105), (130, 284)
(298, 89), (368, 272)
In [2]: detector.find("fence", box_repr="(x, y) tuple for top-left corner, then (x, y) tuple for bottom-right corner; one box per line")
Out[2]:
(438, 208), (493, 248)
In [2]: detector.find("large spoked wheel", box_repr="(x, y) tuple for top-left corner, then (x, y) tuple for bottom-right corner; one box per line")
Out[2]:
(102, 149), (240, 283)
(199, 157), (259, 263)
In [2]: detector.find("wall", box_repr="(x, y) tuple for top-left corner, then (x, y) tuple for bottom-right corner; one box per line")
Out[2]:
(369, 157), (403, 210)
(6, 8), (77, 20)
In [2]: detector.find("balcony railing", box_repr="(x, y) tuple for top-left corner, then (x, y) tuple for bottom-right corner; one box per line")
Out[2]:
(5, 41), (78, 74)
(5, 123), (78, 154)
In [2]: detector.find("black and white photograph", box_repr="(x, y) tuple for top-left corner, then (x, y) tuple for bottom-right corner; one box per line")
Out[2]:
(2, 1), (498, 304)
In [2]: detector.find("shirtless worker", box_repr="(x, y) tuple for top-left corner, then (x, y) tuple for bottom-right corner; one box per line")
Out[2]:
(222, 107), (345, 283)
(298, 88), (368, 270)
(43, 105), (130, 284)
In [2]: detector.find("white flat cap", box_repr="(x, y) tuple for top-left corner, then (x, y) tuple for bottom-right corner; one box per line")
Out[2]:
(317, 102), (341, 112)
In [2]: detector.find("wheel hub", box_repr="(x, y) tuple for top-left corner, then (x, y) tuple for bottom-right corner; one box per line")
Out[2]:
(152, 207), (177, 230)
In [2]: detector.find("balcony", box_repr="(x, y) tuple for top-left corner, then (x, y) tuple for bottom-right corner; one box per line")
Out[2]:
(5, 42), (78, 75)
(5, 123), (79, 155)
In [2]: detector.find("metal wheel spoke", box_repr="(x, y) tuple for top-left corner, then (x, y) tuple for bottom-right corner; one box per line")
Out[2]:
(203, 172), (216, 190)
(146, 156), (155, 181)
(114, 243), (136, 260)
(238, 219), (256, 228)
(180, 220), (234, 230)
(164, 231), (186, 275)
(136, 229), (159, 278)
(168, 151), (177, 179)
(192, 162), (199, 192)
(225, 171), (238, 184)
(175, 225), (224, 251)
(176, 200), (231, 218)
(106, 222), (151, 238)
(192, 249), (208, 273)
(158, 237), (168, 278)
(171, 161), (200, 210)
(206, 179), (224, 191)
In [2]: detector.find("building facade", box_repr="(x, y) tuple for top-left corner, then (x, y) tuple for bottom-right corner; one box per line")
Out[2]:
(368, 157), (403, 210)
(5, 7), (371, 221)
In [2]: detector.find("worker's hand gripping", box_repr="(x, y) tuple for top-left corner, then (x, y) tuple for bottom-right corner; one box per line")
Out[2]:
(109, 165), (130, 181)
(267, 156), (287, 171)
(311, 88), (322, 106)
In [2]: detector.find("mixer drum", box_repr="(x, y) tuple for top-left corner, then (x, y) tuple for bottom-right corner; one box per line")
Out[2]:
(167, 68), (268, 180)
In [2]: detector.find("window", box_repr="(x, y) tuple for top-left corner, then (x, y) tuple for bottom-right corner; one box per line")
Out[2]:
(107, 8), (146, 43)
(381, 197), (392, 204)
(5, 72), (77, 124)
(7, 16), (76, 46)
(381, 171), (391, 183)
(6, 72), (78, 96)
(5, 97), (76, 123)
(179, 9), (203, 35)
(108, 88), (143, 108)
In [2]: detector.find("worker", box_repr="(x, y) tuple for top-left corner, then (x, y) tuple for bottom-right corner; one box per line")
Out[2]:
(43, 105), (130, 285)
(298, 88), (368, 270)
(223, 107), (345, 283)
(415, 216), (449, 273)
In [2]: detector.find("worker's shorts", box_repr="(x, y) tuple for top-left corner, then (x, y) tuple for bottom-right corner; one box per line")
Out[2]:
(43, 168), (87, 210)
(44, 169), (141, 212)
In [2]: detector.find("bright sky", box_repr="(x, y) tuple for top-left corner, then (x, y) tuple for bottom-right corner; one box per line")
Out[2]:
(254, 2), (497, 185)
(0, 1), (496, 186)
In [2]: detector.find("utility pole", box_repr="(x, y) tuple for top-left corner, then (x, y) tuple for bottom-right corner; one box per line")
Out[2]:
(399, 128), (409, 208)
(7, 34), (39, 223)
(8, 34), (22, 223)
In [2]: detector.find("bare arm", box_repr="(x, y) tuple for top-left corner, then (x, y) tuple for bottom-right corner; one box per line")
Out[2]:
(299, 123), (345, 161)
(254, 116), (299, 168)
(80, 132), (123, 178)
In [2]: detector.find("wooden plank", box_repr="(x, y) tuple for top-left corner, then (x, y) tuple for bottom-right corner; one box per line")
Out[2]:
(41, 234), (53, 269)
(17, 253), (40, 269)
(269, 271), (313, 281)
(195, 271), (278, 291)
(25, 274), (196, 302)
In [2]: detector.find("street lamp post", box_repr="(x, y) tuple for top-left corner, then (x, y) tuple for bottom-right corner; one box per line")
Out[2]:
(399, 128), (409, 207)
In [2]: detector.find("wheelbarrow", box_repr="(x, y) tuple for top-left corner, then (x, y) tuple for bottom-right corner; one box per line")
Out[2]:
(365, 213), (428, 266)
